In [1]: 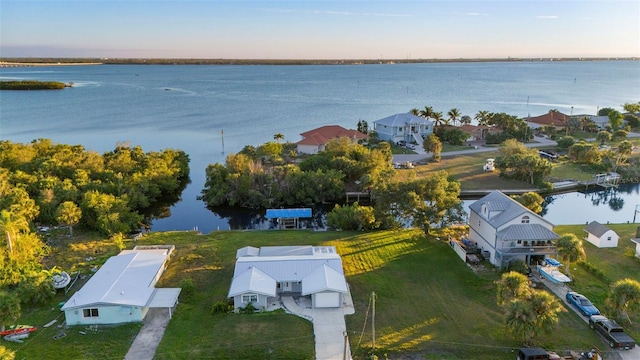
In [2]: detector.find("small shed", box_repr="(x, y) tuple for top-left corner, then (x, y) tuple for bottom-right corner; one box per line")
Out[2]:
(584, 221), (619, 248)
(266, 208), (312, 229)
(630, 227), (640, 258)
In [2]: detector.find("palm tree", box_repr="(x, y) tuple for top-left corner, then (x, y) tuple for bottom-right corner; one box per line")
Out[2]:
(475, 110), (492, 126)
(448, 108), (461, 126)
(432, 112), (444, 126)
(556, 233), (586, 275)
(0, 210), (29, 255)
(607, 278), (640, 320)
(505, 299), (536, 345)
(528, 290), (564, 334)
(496, 271), (531, 306)
(273, 133), (284, 143)
(419, 106), (434, 120)
(409, 108), (420, 116)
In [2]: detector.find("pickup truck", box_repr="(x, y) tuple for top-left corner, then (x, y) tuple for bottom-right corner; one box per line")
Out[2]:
(588, 315), (636, 350)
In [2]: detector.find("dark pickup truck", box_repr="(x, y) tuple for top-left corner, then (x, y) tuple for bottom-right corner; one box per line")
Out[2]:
(588, 315), (636, 350)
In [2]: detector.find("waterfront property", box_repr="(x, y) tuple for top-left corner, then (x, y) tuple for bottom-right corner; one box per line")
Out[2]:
(228, 245), (348, 311)
(584, 221), (619, 248)
(527, 109), (570, 130)
(61, 246), (181, 325)
(460, 124), (502, 141)
(296, 125), (367, 154)
(468, 190), (559, 268)
(373, 113), (434, 146)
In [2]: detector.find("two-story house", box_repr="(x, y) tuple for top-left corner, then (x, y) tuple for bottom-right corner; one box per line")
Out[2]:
(373, 113), (434, 146)
(468, 191), (559, 269)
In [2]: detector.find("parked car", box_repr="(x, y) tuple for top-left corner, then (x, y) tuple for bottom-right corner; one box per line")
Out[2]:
(566, 291), (600, 316)
(588, 315), (636, 349)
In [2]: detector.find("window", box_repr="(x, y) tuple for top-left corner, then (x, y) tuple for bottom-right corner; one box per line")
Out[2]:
(83, 308), (99, 318)
(521, 216), (530, 224)
(607, 236), (612, 241)
(242, 294), (258, 303)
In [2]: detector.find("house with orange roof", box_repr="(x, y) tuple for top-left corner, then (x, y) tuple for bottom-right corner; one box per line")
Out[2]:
(296, 125), (367, 154)
(459, 124), (502, 141)
(527, 110), (571, 130)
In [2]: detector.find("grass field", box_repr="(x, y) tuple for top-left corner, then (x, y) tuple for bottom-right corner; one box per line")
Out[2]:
(7, 228), (620, 360)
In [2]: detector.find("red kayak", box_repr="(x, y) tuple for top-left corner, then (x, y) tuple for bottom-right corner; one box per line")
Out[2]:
(0, 325), (37, 336)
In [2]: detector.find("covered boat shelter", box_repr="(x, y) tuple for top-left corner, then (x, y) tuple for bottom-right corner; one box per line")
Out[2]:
(265, 208), (312, 229)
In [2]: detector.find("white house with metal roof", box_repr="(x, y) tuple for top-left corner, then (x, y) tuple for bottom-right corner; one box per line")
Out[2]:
(61, 246), (181, 326)
(228, 245), (348, 311)
(373, 113), (434, 145)
(468, 191), (559, 268)
(584, 221), (619, 248)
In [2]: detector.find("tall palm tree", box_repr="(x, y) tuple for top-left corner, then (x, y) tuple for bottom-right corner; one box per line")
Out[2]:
(475, 110), (492, 126)
(419, 106), (434, 120)
(505, 299), (536, 345)
(496, 271), (531, 306)
(432, 112), (444, 126)
(556, 233), (586, 275)
(409, 108), (420, 116)
(0, 210), (29, 255)
(273, 133), (284, 143)
(448, 108), (461, 126)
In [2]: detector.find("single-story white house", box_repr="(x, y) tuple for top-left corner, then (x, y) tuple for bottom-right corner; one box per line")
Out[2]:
(228, 245), (348, 311)
(61, 245), (181, 326)
(296, 125), (367, 155)
(373, 113), (434, 145)
(584, 221), (619, 248)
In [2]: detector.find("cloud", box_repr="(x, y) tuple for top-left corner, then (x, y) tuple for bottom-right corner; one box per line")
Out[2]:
(536, 15), (559, 19)
(466, 12), (488, 16)
(263, 8), (412, 18)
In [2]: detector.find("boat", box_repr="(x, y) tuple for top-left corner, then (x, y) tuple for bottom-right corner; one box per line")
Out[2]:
(52, 271), (71, 289)
(0, 325), (37, 337)
(538, 258), (571, 284)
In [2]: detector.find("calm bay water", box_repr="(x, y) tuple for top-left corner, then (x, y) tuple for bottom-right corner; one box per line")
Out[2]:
(1, 61), (639, 232)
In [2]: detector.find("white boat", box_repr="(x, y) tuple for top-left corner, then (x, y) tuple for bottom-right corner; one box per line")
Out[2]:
(52, 271), (71, 289)
(538, 258), (571, 284)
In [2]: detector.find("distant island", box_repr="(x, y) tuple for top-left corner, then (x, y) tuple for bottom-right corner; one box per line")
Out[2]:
(0, 80), (72, 90)
(1, 57), (638, 67)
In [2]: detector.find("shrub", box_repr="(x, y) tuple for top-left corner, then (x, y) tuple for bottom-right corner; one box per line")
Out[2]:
(179, 277), (196, 298)
(240, 302), (256, 314)
(211, 300), (233, 315)
(556, 136), (575, 149)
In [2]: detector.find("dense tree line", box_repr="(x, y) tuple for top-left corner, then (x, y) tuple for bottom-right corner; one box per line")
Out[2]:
(0, 139), (190, 235)
(200, 138), (394, 209)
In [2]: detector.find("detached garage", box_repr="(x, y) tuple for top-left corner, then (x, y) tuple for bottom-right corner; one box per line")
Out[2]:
(584, 221), (619, 248)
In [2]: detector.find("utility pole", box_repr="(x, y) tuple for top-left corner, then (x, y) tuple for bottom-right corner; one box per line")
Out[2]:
(371, 291), (376, 355)
(221, 129), (225, 154)
(634, 204), (640, 223)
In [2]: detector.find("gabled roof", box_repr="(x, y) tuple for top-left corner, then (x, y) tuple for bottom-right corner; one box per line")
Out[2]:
(459, 124), (499, 134)
(497, 224), (559, 241)
(297, 125), (366, 146)
(469, 190), (553, 229)
(301, 264), (348, 295)
(236, 246), (260, 258)
(228, 266), (277, 297)
(373, 113), (433, 127)
(62, 250), (169, 310)
(528, 110), (570, 127)
(584, 221), (614, 237)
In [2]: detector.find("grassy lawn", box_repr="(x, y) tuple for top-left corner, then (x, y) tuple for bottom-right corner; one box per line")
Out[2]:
(8, 228), (613, 359)
(394, 150), (534, 191)
(554, 224), (640, 342)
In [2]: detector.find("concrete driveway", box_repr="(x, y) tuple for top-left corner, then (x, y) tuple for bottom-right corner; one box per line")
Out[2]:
(124, 308), (170, 360)
(536, 271), (639, 359)
(282, 290), (355, 360)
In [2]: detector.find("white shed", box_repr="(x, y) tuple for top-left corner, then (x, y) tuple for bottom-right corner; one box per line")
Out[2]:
(61, 246), (181, 325)
(631, 238), (640, 258)
(584, 221), (619, 248)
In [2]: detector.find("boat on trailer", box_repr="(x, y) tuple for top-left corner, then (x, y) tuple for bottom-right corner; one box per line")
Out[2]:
(538, 258), (571, 284)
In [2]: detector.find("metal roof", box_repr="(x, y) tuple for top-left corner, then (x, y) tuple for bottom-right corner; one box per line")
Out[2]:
(62, 249), (169, 310)
(373, 113), (433, 127)
(265, 208), (312, 219)
(497, 224), (560, 241)
(469, 190), (553, 229)
(301, 264), (348, 295)
(228, 267), (277, 298)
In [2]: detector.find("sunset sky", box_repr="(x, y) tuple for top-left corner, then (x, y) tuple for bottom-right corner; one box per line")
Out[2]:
(1, 0), (638, 59)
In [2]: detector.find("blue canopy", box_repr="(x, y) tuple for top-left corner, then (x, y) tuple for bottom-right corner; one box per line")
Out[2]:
(544, 258), (562, 266)
(265, 208), (312, 219)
